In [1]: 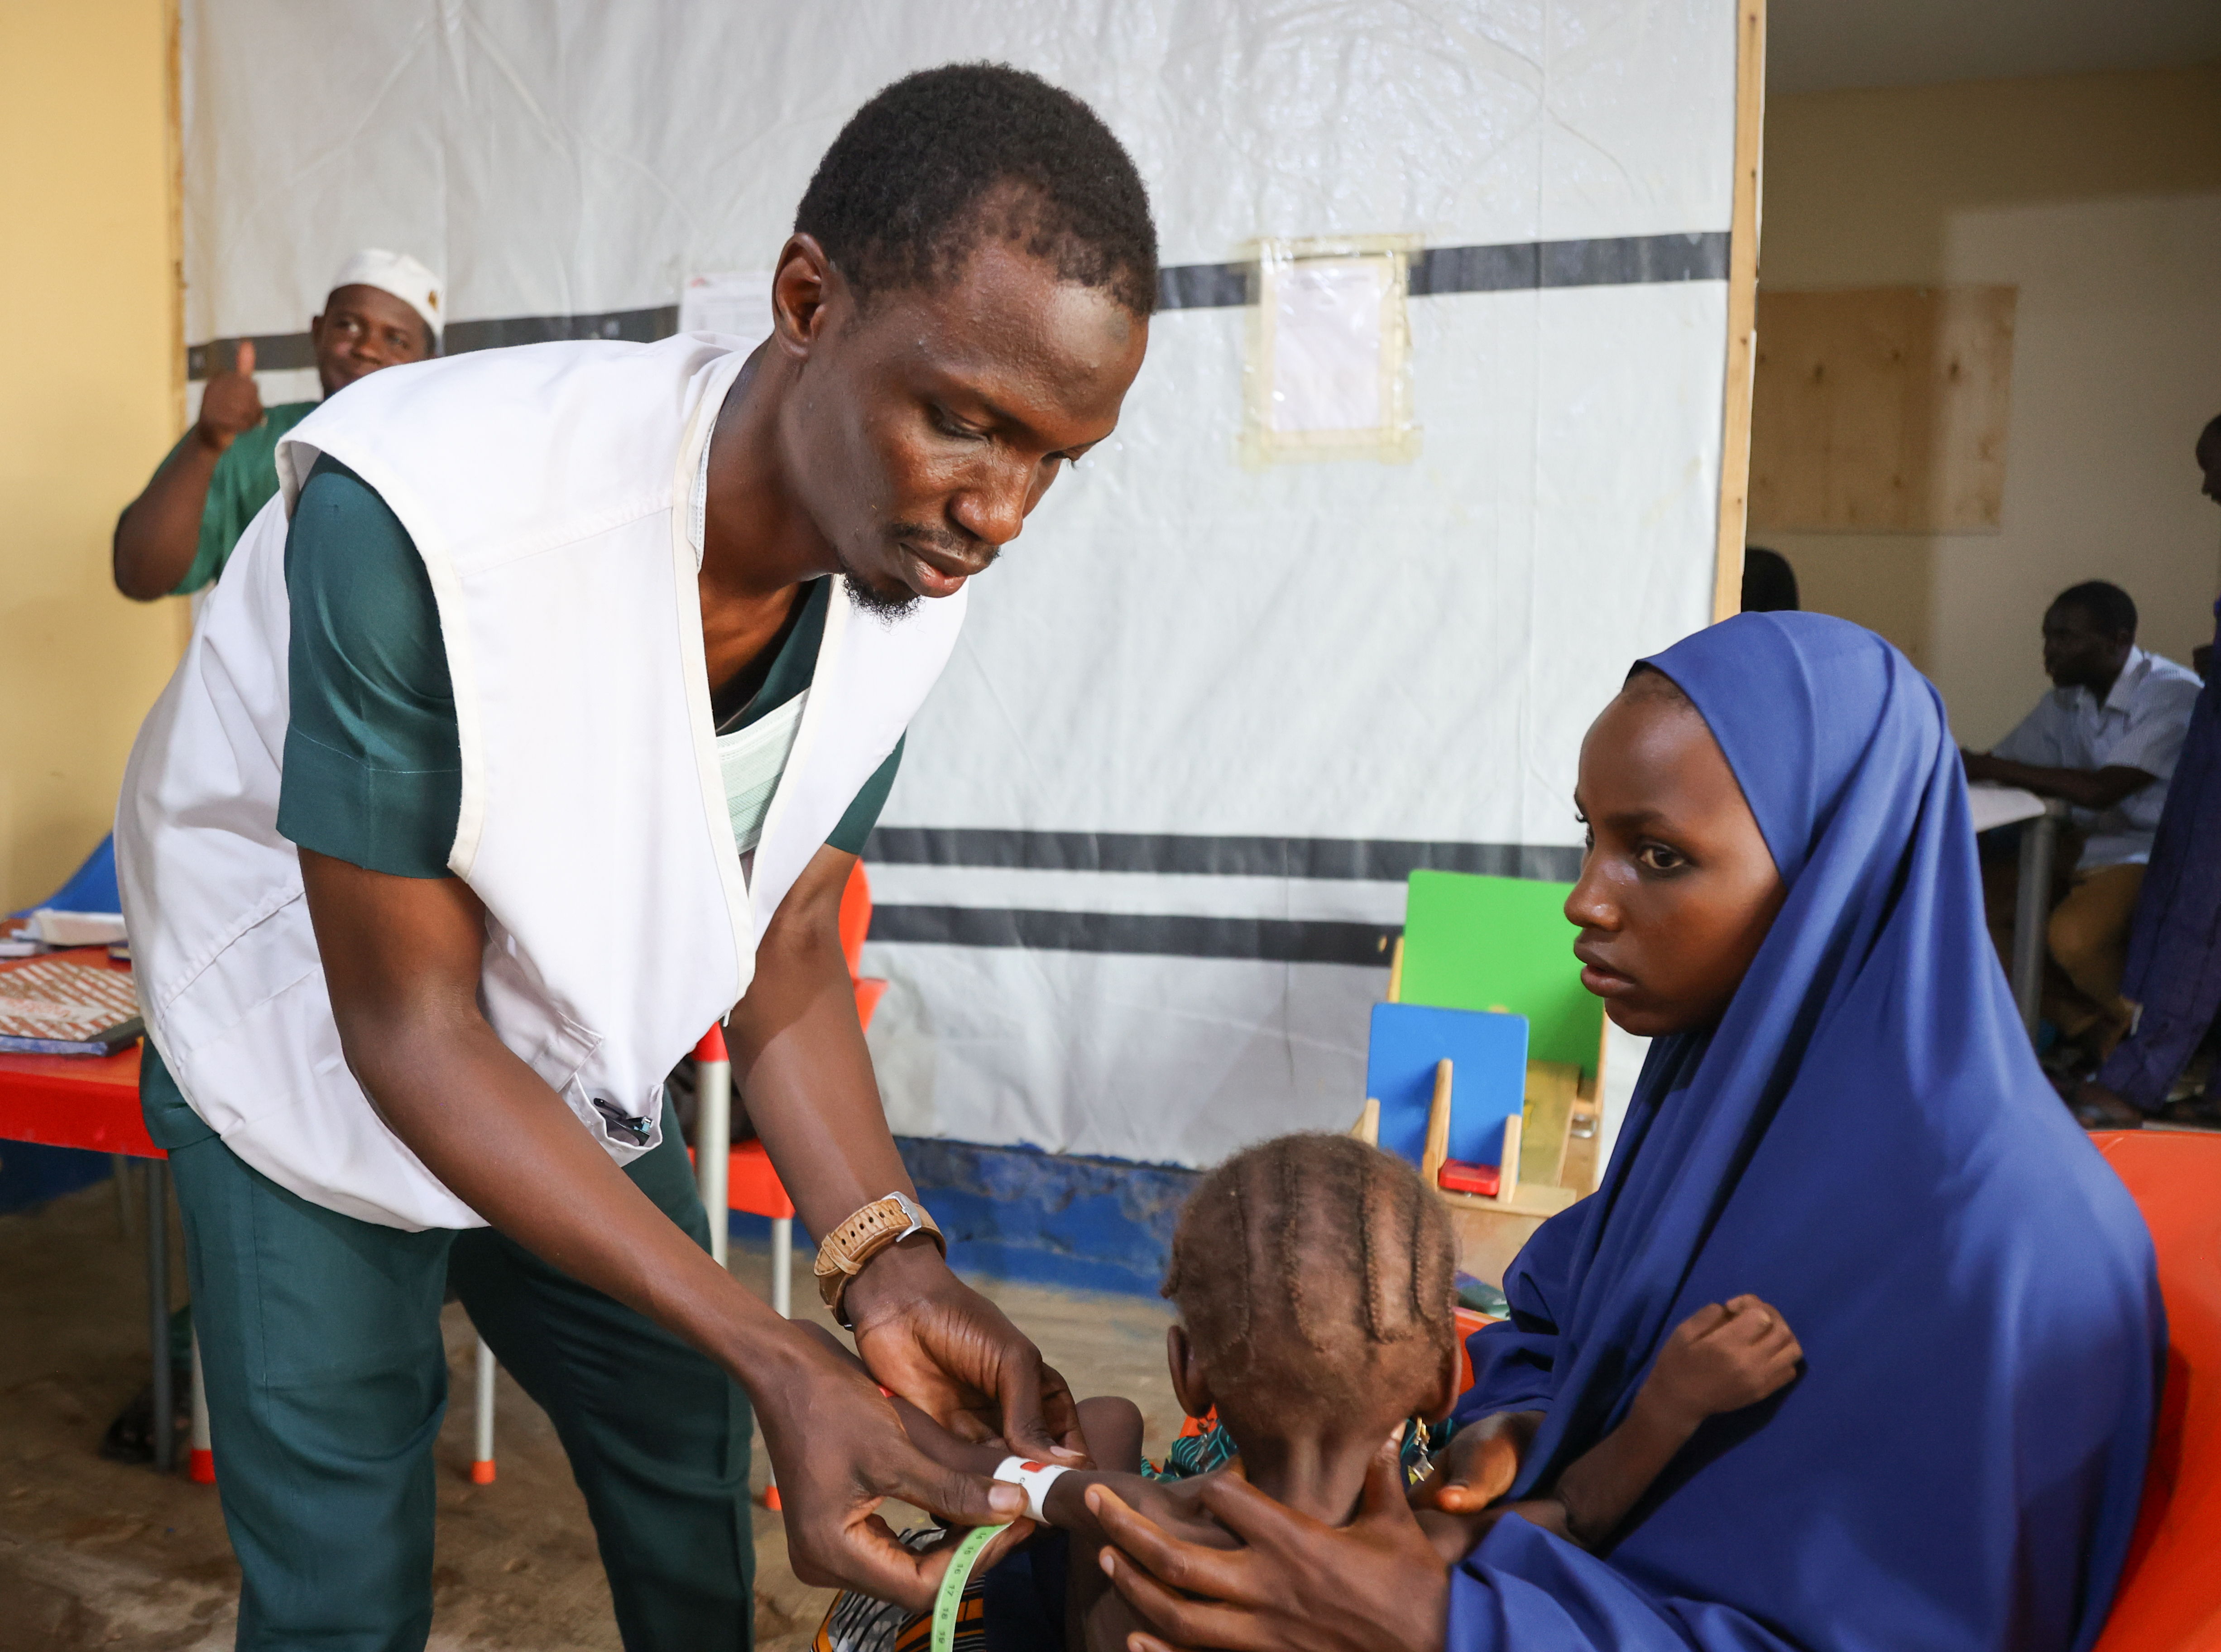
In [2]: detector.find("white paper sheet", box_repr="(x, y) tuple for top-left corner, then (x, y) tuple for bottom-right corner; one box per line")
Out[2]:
(1270, 259), (1390, 433)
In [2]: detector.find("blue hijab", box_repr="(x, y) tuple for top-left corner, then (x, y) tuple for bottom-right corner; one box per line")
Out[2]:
(1450, 614), (2161, 1652)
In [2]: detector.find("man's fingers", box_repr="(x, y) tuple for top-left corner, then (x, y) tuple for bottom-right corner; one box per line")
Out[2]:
(883, 1442), (1027, 1530)
(1099, 1547), (1279, 1652)
(911, 1516), (1036, 1578)
(989, 1349), (1076, 1465)
(235, 338), (255, 376)
(793, 1511), (936, 1612)
(1035, 1362), (1092, 1462)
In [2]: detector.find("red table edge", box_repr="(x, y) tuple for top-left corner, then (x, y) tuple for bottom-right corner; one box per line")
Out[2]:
(0, 948), (160, 1158)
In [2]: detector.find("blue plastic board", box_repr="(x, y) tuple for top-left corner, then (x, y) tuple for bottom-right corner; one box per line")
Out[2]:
(1365, 1003), (1529, 1170)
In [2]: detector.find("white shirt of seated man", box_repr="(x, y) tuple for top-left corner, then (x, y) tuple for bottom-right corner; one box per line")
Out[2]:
(1992, 644), (2201, 867)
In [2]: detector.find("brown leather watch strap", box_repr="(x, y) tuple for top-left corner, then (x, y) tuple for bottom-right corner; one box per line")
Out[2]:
(811, 1192), (945, 1328)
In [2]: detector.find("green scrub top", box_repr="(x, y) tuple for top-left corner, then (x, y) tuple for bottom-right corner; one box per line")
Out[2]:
(276, 455), (901, 879)
(164, 400), (318, 595)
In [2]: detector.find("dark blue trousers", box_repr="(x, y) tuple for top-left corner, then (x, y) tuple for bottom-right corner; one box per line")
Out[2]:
(2098, 600), (2221, 1108)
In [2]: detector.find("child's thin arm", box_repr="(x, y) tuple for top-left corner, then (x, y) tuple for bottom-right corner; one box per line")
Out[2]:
(1549, 1391), (1703, 1546)
(1550, 1296), (1801, 1548)
(887, 1391), (1230, 1553)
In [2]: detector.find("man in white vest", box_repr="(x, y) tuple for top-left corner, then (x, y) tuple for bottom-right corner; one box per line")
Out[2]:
(117, 65), (1156, 1649)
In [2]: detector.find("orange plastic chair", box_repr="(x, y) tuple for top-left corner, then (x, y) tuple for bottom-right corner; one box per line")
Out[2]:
(839, 860), (889, 1026)
(2089, 1130), (2221, 1652)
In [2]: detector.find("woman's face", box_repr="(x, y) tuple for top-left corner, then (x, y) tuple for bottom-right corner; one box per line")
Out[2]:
(1566, 680), (1787, 1037)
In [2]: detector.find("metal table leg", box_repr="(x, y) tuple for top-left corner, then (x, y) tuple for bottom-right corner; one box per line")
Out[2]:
(2012, 805), (2061, 1039)
(146, 1157), (173, 1474)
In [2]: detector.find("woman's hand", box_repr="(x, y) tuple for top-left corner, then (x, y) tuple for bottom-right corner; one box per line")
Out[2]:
(1396, 1407), (1543, 1566)
(1412, 1408), (1541, 1514)
(1093, 1441), (1448, 1652)
(848, 1240), (1089, 1462)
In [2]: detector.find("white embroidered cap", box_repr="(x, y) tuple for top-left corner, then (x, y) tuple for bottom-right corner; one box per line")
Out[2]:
(328, 248), (443, 338)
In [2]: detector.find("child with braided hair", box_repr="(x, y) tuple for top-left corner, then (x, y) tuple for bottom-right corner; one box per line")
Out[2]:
(816, 1130), (1801, 1652)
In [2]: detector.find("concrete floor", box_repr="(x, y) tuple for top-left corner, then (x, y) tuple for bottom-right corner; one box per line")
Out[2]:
(0, 1172), (1181, 1652)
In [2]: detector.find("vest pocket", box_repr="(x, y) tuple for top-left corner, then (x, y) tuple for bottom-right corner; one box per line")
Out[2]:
(527, 1011), (638, 1153)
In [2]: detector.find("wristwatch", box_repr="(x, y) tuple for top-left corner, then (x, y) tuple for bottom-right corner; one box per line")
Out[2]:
(812, 1191), (945, 1328)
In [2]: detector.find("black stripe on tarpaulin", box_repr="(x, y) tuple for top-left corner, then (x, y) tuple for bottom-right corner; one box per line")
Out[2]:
(868, 904), (1399, 965)
(186, 303), (681, 381)
(1154, 230), (1729, 311)
(187, 233), (1727, 378)
(862, 827), (1583, 885)
(444, 305), (678, 353)
(1408, 231), (1729, 296)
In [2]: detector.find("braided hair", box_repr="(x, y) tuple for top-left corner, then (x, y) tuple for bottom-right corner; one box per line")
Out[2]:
(1163, 1133), (1457, 1423)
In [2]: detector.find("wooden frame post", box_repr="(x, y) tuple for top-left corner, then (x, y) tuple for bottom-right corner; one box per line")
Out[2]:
(1713, 0), (1766, 623)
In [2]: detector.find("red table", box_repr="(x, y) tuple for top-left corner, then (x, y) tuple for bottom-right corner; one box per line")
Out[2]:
(0, 949), (176, 1469)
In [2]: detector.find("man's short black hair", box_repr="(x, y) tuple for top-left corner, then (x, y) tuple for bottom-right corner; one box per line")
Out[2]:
(796, 63), (1158, 319)
(2051, 580), (2138, 639)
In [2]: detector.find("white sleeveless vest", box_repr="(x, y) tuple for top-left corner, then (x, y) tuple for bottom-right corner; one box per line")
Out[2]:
(115, 336), (965, 1230)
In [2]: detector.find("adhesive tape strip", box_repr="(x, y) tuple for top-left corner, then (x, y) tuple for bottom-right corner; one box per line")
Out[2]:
(931, 1523), (1008, 1652)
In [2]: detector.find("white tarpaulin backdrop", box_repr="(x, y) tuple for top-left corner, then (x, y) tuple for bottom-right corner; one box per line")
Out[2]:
(182, 0), (1735, 1169)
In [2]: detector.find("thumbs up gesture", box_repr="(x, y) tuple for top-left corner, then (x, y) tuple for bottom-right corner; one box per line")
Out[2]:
(194, 338), (267, 453)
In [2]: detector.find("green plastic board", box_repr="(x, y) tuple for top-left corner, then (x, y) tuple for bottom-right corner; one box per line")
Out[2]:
(1399, 869), (1604, 1077)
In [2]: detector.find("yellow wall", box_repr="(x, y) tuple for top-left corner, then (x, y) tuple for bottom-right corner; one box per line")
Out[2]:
(1760, 66), (2221, 744)
(0, 0), (183, 910)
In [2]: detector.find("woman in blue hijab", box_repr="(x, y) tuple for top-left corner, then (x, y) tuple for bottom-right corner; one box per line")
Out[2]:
(1093, 614), (2162, 1651)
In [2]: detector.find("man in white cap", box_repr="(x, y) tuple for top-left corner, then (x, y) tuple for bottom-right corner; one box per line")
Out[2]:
(112, 250), (441, 600)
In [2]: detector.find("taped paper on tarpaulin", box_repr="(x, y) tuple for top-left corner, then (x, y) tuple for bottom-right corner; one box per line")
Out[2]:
(1245, 238), (1420, 466)
(179, 0), (1732, 1170)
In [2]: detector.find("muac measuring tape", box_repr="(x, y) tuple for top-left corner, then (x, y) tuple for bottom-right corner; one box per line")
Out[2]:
(930, 1522), (1009, 1652)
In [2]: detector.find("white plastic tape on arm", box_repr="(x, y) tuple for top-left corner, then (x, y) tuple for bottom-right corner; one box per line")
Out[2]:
(992, 1455), (1073, 1523)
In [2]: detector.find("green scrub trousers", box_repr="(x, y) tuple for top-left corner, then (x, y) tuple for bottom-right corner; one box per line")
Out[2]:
(146, 1053), (754, 1652)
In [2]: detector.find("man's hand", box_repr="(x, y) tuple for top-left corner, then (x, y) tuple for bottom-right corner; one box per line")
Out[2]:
(1962, 748), (2157, 813)
(194, 339), (266, 453)
(1095, 1440), (1449, 1652)
(847, 1240), (1086, 1461)
(1644, 1296), (1801, 1429)
(755, 1325), (1038, 1606)
(114, 338), (268, 599)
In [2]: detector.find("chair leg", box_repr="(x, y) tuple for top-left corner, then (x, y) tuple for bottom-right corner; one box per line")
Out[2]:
(188, 1326), (215, 1483)
(694, 1041), (732, 1268)
(763, 1213), (794, 1511)
(470, 1336), (497, 1485)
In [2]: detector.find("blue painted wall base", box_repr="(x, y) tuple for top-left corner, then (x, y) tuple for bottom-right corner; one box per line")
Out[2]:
(725, 1137), (1199, 1299)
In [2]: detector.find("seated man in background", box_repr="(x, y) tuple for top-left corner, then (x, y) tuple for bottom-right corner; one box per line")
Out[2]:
(1965, 580), (2200, 1057)
(111, 248), (439, 600)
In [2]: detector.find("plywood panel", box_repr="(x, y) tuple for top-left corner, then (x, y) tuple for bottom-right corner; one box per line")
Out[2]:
(1748, 285), (2015, 533)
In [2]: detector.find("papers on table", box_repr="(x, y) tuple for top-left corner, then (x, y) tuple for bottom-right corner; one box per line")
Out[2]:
(1966, 783), (2048, 836)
